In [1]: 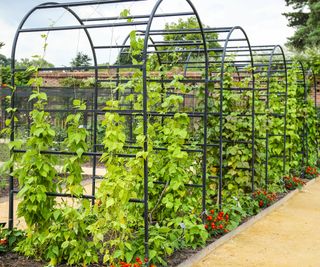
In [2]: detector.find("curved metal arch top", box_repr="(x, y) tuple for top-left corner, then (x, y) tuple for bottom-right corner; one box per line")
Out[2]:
(215, 26), (256, 202)
(116, 29), (163, 72)
(10, 2), (98, 73)
(218, 26), (255, 81)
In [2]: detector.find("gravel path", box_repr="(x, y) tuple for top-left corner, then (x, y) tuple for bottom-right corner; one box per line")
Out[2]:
(192, 178), (320, 267)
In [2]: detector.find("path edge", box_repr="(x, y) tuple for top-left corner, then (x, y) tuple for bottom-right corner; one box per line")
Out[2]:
(177, 178), (317, 267)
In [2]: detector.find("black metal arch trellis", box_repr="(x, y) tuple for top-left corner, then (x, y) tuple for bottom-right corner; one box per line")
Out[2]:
(176, 39), (291, 196)
(180, 26), (256, 206)
(210, 26), (255, 206)
(9, 0), (209, 262)
(287, 60), (309, 168)
(250, 45), (288, 188)
(162, 26), (258, 207)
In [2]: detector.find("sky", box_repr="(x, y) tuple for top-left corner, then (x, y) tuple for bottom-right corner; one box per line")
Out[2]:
(0, 0), (294, 66)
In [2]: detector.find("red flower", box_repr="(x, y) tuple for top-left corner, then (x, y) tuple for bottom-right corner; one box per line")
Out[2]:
(259, 200), (264, 207)
(136, 257), (142, 265)
(210, 209), (215, 214)
(207, 215), (213, 221)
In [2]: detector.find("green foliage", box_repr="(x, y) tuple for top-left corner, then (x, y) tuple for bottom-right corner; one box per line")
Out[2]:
(70, 52), (92, 68)
(2, 67), (97, 265)
(0, 54), (11, 66)
(86, 31), (209, 266)
(284, 0), (320, 50)
(11, 70), (57, 229)
(16, 57), (54, 69)
(0, 56), (53, 86)
(0, 65), (35, 86)
(159, 17), (219, 69)
(0, 227), (25, 253)
(59, 77), (96, 88)
(294, 47), (320, 74)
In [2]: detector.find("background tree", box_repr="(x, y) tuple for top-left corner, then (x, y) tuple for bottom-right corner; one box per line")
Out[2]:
(152, 17), (220, 71)
(0, 57), (54, 85)
(0, 54), (10, 67)
(70, 52), (92, 68)
(16, 57), (54, 69)
(283, 0), (320, 50)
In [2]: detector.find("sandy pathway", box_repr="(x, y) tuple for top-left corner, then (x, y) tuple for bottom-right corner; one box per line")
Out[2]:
(193, 178), (320, 267)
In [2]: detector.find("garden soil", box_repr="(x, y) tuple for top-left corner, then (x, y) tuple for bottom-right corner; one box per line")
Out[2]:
(193, 178), (320, 267)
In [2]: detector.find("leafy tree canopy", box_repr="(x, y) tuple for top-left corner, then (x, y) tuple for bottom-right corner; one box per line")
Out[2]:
(294, 47), (320, 74)
(70, 52), (92, 68)
(16, 57), (54, 69)
(158, 17), (220, 70)
(284, 0), (320, 50)
(0, 54), (11, 66)
(164, 17), (219, 50)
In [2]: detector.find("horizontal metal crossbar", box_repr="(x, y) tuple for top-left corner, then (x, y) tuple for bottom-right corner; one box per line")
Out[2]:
(20, 21), (149, 33)
(82, 11), (194, 22)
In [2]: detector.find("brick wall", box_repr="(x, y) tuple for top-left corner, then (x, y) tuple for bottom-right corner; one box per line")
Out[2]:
(38, 71), (320, 107)
(311, 77), (320, 107)
(39, 71), (203, 87)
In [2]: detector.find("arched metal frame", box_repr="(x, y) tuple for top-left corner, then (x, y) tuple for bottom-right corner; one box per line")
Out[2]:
(179, 41), (291, 196)
(287, 61), (308, 168)
(9, 0), (209, 262)
(266, 46), (288, 180)
(213, 26), (255, 207)
(250, 45), (288, 188)
(180, 27), (256, 206)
